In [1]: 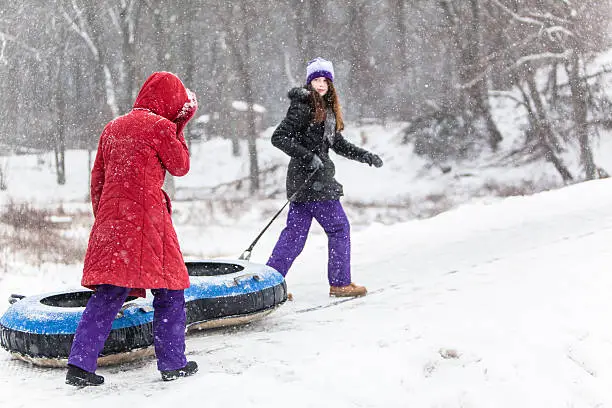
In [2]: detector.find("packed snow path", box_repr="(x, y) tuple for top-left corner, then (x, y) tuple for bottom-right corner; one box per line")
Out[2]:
(2, 179), (612, 407)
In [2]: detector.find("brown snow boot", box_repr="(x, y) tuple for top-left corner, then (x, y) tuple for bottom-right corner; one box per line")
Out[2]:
(329, 282), (367, 297)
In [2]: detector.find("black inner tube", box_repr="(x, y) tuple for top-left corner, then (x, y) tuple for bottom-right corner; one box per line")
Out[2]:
(40, 292), (137, 308)
(186, 262), (244, 276)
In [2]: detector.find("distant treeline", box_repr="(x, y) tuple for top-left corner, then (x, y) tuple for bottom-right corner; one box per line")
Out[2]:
(0, 0), (610, 189)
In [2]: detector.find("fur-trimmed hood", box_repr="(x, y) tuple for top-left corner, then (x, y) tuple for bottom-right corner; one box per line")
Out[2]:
(288, 87), (311, 102)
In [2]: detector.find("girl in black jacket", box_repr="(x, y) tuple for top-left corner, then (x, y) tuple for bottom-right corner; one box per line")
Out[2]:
(267, 57), (383, 297)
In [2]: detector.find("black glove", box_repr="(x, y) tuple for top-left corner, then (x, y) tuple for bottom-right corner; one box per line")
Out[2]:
(309, 154), (324, 171)
(362, 152), (383, 168)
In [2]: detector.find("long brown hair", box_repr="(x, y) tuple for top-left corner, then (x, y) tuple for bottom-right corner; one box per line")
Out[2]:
(306, 79), (344, 132)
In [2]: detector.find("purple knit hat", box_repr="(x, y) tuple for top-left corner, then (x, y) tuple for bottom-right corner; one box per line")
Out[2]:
(305, 57), (334, 84)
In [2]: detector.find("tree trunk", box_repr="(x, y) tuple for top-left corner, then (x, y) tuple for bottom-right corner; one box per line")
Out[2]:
(466, 0), (502, 150)
(225, 1), (260, 194)
(53, 32), (68, 186)
(54, 133), (66, 185)
(120, 1), (141, 112)
(440, 0), (503, 150)
(525, 73), (573, 182)
(84, 7), (118, 119)
(293, 0), (308, 65)
(240, 3), (260, 194)
(86, 149), (93, 202)
(62, 2), (116, 128)
(307, 0), (326, 56)
(180, 4), (195, 149)
(0, 161), (6, 191)
(152, 3), (167, 69)
(54, 83), (66, 186)
(294, 0), (327, 73)
(73, 58), (93, 201)
(567, 51), (596, 180)
(348, 0), (371, 122)
(391, 0), (408, 74)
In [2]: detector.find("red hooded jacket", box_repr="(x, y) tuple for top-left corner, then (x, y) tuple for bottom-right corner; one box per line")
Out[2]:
(81, 72), (197, 297)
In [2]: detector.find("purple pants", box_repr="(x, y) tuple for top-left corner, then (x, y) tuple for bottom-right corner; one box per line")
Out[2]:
(67, 284), (187, 372)
(267, 199), (351, 286)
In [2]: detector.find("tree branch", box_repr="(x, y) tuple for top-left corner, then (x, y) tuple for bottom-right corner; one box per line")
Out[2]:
(526, 11), (571, 25)
(458, 50), (572, 90)
(489, 0), (545, 26)
(490, 0), (575, 37)
(0, 30), (40, 60)
(60, 3), (99, 59)
(488, 90), (528, 108)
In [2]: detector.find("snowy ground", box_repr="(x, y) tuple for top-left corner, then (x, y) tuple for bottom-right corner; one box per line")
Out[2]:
(2, 178), (612, 407)
(0, 47), (611, 408)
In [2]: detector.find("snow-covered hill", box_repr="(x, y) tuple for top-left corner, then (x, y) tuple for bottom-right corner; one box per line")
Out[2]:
(2, 177), (612, 407)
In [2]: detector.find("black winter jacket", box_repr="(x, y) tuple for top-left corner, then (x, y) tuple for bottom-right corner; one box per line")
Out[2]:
(271, 87), (372, 202)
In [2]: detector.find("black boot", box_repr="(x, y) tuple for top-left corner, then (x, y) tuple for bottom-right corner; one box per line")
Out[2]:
(65, 364), (104, 387)
(160, 361), (198, 381)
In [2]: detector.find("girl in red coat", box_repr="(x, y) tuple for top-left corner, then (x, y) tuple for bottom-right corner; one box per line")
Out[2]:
(66, 72), (198, 386)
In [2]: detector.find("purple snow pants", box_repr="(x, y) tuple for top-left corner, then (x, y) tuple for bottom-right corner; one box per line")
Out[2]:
(67, 284), (187, 373)
(267, 199), (351, 287)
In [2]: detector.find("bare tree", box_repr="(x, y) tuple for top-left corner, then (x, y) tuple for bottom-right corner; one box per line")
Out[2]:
(148, 0), (169, 70)
(524, 70), (574, 182)
(561, 2), (610, 179)
(60, 0), (119, 119)
(439, 0), (503, 151)
(0, 0), (610, 195)
(347, 0), (375, 122)
(213, 0), (263, 194)
(111, 0), (142, 112)
(0, 159), (7, 191)
(50, 27), (70, 185)
(0, 2), (41, 154)
(487, 0), (611, 180)
(390, 0), (409, 74)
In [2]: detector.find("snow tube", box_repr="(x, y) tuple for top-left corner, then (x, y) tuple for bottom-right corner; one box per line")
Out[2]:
(0, 259), (287, 367)
(183, 260), (287, 332)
